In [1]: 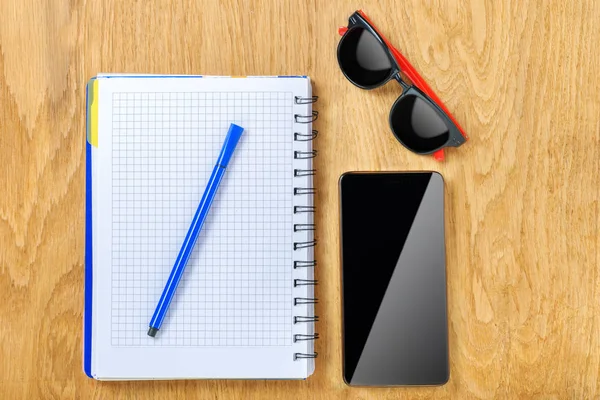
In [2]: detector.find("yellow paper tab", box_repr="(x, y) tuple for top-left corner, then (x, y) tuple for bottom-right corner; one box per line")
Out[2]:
(86, 78), (99, 147)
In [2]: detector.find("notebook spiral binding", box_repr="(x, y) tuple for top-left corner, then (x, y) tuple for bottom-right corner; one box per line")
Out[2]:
(294, 130), (318, 141)
(293, 95), (319, 361)
(294, 187), (315, 195)
(294, 333), (320, 342)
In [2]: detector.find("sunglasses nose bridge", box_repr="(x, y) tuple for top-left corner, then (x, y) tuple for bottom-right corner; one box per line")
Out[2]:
(393, 74), (410, 91)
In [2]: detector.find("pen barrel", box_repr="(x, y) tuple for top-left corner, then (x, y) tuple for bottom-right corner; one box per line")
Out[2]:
(149, 165), (226, 330)
(148, 123), (243, 337)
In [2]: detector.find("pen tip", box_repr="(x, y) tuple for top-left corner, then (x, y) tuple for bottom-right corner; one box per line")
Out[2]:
(147, 327), (159, 337)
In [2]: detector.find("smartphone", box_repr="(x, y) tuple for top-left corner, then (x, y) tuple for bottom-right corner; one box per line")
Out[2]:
(339, 172), (449, 386)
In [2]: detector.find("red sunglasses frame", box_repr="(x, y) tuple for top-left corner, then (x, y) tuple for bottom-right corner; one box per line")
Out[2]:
(339, 10), (469, 160)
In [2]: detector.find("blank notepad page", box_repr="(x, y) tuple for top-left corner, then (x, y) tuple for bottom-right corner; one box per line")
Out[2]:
(89, 77), (315, 379)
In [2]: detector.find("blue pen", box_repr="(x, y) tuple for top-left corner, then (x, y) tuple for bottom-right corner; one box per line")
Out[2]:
(148, 123), (244, 337)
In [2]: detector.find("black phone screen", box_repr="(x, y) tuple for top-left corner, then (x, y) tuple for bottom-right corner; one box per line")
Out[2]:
(339, 172), (449, 386)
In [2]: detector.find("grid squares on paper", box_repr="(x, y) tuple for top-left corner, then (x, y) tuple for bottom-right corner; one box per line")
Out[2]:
(111, 91), (294, 347)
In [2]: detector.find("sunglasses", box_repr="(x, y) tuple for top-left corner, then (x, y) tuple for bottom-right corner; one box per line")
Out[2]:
(337, 10), (468, 160)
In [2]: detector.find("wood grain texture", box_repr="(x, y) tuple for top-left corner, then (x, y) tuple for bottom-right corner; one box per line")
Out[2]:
(1, 0), (599, 398)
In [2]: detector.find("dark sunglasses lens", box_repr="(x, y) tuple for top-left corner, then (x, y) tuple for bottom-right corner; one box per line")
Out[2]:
(338, 27), (393, 87)
(390, 95), (450, 153)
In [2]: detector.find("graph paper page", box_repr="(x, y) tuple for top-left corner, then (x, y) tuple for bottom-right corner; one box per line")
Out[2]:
(89, 77), (314, 379)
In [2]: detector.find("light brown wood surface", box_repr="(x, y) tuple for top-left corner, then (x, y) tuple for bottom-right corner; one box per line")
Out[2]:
(1, 0), (599, 398)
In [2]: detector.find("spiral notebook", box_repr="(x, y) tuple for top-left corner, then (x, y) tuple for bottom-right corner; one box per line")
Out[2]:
(84, 75), (318, 380)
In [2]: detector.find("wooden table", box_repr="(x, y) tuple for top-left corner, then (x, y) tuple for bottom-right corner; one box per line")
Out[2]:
(1, 0), (599, 398)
